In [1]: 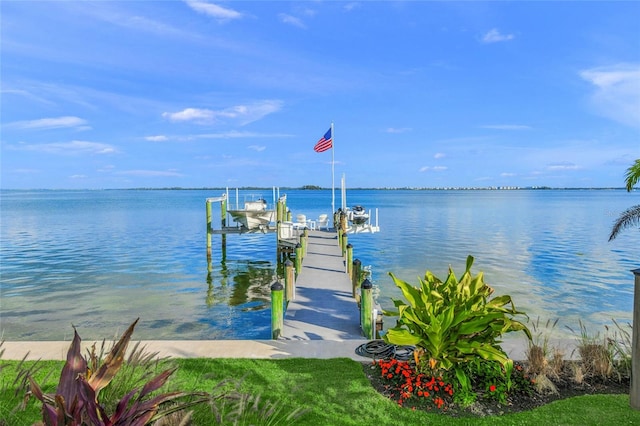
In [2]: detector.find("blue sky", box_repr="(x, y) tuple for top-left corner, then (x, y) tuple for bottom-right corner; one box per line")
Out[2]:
(1, 1), (639, 189)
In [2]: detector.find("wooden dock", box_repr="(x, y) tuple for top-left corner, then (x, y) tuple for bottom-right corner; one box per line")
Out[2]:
(281, 230), (364, 340)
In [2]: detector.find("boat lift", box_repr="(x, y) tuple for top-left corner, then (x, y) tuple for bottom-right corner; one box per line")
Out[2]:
(339, 174), (380, 234)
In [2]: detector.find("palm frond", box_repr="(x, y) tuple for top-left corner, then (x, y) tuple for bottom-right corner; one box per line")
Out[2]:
(608, 204), (640, 241)
(624, 159), (640, 192)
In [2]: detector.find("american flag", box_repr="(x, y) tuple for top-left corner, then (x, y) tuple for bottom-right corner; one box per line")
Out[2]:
(314, 128), (333, 152)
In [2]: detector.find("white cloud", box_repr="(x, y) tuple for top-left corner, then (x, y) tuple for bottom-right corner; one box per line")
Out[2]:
(419, 166), (448, 172)
(547, 162), (579, 171)
(69, 174), (88, 179)
(580, 63), (640, 128)
(184, 0), (242, 21)
(279, 13), (306, 29)
(7, 116), (89, 130)
(343, 3), (360, 12)
(194, 130), (292, 139)
(9, 140), (116, 155)
(116, 170), (184, 177)
(98, 165), (116, 172)
(481, 124), (532, 130)
(482, 28), (514, 43)
(248, 145), (266, 152)
(163, 100), (283, 125)
(145, 135), (169, 142)
(163, 108), (213, 123)
(385, 127), (411, 133)
(434, 153), (446, 159)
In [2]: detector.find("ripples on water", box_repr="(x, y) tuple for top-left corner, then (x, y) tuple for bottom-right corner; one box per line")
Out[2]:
(1, 189), (637, 341)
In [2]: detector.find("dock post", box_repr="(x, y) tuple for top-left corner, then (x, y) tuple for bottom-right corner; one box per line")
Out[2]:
(631, 268), (640, 410)
(271, 282), (284, 339)
(352, 258), (362, 300)
(277, 198), (283, 222)
(294, 243), (303, 276)
(361, 279), (373, 339)
(220, 194), (227, 227)
(206, 200), (212, 259)
(346, 243), (353, 276)
(340, 211), (347, 233)
(301, 229), (308, 257)
(220, 195), (227, 251)
(285, 260), (295, 302)
(342, 234), (348, 257)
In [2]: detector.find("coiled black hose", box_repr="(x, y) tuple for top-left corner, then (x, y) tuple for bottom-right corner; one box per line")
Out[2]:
(355, 340), (415, 361)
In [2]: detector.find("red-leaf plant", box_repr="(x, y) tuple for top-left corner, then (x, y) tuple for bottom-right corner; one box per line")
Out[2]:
(29, 318), (207, 426)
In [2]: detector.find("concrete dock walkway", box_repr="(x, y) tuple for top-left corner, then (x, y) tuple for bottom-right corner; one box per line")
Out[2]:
(0, 337), (541, 362)
(281, 231), (363, 340)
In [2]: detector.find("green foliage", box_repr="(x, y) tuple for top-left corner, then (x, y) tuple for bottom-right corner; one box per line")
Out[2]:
(566, 320), (633, 382)
(384, 256), (531, 370)
(608, 158), (640, 240)
(607, 319), (633, 379)
(2, 357), (639, 425)
(1, 340), (53, 425)
(383, 256), (531, 395)
(623, 158), (640, 192)
(452, 359), (534, 406)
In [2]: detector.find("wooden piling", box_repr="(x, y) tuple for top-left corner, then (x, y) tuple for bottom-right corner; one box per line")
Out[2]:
(342, 233), (348, 256)
(277, 198), (283, 222)
(271, 282), (284, 339)
(352, 258), (361, 300)
(631, 268), (640, 410)
(220, 194), (227, 227)
(294, 243), (302, 276)
(361, 279), (373, 339)
(301, 230), (308, 257)
(346, 243), (353, 276)
(206, 200), (212, 259)
(220, 196), (227, 251)
(285, 260), (295, 303)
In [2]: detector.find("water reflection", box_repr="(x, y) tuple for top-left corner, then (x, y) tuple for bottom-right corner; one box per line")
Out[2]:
(205, 258), (275, 310)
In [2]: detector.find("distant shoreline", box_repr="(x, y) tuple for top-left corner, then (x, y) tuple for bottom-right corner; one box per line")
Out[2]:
(1, 186), (633, 191)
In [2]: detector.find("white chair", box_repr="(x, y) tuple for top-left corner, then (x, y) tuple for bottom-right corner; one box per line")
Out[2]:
(316, 214), (330, 230)
(293, 214), (307, 229)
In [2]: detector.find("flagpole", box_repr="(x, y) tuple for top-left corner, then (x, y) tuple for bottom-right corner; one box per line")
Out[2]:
(331, 122), (335, 216)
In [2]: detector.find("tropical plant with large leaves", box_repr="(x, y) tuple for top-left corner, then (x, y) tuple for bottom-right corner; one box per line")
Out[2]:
(609, 158), (640, 241)
(383, 256), (531, 397)
(28, 318), (208, 426)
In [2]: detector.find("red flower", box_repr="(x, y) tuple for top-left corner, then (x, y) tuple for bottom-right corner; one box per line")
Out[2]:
(489, 385), (497, 392)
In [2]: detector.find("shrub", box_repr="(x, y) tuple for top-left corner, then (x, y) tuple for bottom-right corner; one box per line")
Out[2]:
(568, 320), (615, 381)
(383, 255), (532, 398)
(27, 319), (208, 425)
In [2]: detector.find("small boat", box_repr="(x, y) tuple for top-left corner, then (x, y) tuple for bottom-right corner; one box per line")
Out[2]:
(347, 205), (369, 225)
(228, 198), (275, 231)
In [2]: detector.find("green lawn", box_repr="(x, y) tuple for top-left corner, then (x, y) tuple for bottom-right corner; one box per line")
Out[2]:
(2, 357), (638, 425)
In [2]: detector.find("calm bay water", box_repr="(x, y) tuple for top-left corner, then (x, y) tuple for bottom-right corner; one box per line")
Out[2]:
(1, 189), (637, 341)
